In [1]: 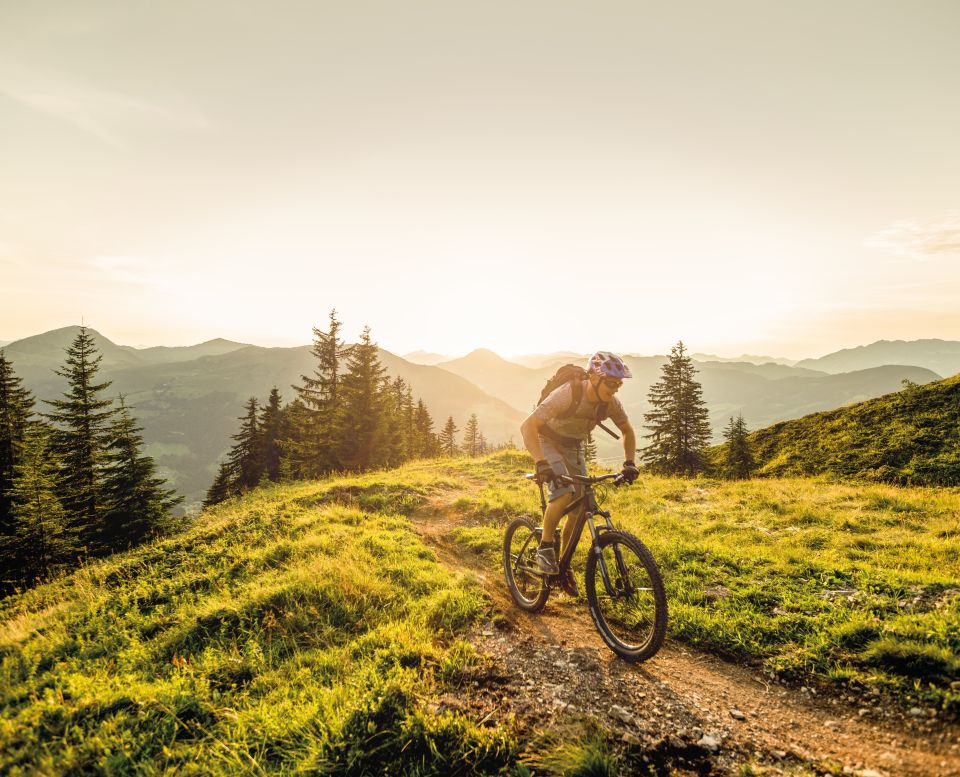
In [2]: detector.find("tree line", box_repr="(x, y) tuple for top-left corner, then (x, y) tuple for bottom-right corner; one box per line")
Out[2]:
(204, 311), (498, 506)
(0, 329), (180, 594)
(640, 341), (755, 479)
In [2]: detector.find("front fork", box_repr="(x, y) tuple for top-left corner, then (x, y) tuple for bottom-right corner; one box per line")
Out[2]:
(591, 510), (633, 597)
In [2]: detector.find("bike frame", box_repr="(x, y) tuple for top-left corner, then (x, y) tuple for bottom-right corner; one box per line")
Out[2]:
(527, 473), (633, 596)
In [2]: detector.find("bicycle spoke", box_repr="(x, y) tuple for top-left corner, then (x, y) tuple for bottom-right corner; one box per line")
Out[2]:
(586, 534), (664, 656)
(503, 517), (549, 612)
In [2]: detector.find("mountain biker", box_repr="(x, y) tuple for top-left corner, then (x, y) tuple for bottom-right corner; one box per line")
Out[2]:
(519, 352), (639, 594)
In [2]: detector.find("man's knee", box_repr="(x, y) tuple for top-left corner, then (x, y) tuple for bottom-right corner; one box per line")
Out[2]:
(546, 491), (574, 511)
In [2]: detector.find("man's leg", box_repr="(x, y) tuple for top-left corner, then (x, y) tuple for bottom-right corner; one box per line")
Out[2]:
(560, 443), (587, 558)
(543, 492), (573, 544)
(537, 439), (577, 574)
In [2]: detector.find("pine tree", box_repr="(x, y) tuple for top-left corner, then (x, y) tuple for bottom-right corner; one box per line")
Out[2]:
(439, 416), (459, 457)
(412, 399), (437, 458)
(7, 424), (76, 588)
(722, 412), (755, 480)
(403, 385), (416, 457)
(641, 341), (712, 476)
(228, 397), (262, 491)
(0, 352), (34, 572)
(334, 326), (391, 471)
(203, 460), (235, 508)
(381, 376), (409, 467)
(44, 327), (117, 550)
(100, 397), (182, 549)
(478, 431), (488, 456)
(277, 399), (310, 480)
(257, 387), (283, 483)
(286, 310), (350, 476)
(463, 413), (480, 457)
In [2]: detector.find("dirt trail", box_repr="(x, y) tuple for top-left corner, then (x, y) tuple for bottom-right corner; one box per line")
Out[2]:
(413, 486), (960, 776)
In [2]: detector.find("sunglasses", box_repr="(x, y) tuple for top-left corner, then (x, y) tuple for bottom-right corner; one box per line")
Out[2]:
(601, 377), (623, 390)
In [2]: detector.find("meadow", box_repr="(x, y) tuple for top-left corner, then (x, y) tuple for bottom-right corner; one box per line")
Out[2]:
(0, 470), (517, 775)
(2, 450), (959, 774)
(446, 452), (960, 713)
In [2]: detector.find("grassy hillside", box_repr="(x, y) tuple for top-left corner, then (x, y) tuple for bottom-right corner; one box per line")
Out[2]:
(2, 452), (960, 773)
(723, 374), (960, 486)
(442, 453), (960, 711)
(0, 470), (515, 775)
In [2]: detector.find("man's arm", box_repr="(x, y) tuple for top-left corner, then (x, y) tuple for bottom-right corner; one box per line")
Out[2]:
(520, 414), (547, 462)
(618, 420), (637, 463)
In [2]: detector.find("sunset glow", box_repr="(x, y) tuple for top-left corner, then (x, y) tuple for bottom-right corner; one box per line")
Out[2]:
(2, 2), (959, 358)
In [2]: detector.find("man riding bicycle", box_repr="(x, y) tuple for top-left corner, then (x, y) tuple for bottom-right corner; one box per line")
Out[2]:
(519, 352), (639, 594)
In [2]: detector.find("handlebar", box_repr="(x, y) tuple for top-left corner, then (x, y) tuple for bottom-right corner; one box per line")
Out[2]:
(525, 472), (625, 486)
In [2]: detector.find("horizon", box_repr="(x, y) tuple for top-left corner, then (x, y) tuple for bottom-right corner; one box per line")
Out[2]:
(3, 322), (957, 365)
(2, 3), (959, 358)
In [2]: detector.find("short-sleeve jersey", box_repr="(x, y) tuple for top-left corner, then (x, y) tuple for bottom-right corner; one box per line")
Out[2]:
(532, 380), (629, 441)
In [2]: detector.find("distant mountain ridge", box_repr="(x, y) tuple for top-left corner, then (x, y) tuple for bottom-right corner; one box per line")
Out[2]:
(796, 339), (960, 377)
(3, 328), (523, 510)
(402, 350), (453, 366)
(3, 328), (955, 505)
(692, 352), (798, 367)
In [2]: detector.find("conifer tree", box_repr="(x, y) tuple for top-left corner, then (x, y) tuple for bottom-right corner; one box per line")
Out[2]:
(7, 424), (76, 587)
(403, 385), (416, 457)
(335, 326), (391, 471)
(439, 416), (459, 457)
(228, 397), (262, 491)
(203, 460), (235, 508)
(286, 310), (350, 476)
(478, 431), (488, 456)
(0, 352), (34, 561)
(463, 413), (480, 457)
(721, 412), (755, 480)
(412, 399), (437, 458)
(44, 327), (117, 548)
(641, 341), (712, 476)
(258, 387), (284, 483)
(381, 376), (409, 467)
(100, 397), (182, 549)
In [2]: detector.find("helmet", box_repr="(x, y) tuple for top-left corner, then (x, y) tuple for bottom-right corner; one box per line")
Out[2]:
(588, 351), (632, 379)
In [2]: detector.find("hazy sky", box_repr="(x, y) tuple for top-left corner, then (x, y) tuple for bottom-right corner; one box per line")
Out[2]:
(2, 1), (959, 359)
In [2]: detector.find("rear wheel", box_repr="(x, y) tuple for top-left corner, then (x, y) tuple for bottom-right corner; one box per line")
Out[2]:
(585, 530), (667, 662)
(503, 517), (550, 612)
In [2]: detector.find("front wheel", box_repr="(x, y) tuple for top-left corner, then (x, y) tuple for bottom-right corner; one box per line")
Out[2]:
(503, 517), (550, 612)
(585, 530), (667, 662)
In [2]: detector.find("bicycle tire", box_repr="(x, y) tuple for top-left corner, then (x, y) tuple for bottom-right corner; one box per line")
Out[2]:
(585, 530), (667, 662)
(503, 517), (550, 612)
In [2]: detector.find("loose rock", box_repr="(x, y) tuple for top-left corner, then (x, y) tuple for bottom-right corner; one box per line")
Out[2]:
(609, 704), (633, 724)
(698, 734), (720, 753)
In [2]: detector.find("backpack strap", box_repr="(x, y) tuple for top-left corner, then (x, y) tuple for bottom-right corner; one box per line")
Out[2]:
(596, 420), (620, 440)
(563, 382), (620, 439)
(559, 379), (584, 419)
(595, 400), (620, 439)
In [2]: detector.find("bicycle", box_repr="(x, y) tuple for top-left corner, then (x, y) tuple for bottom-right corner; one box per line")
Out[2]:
(502, 471), (667, 662)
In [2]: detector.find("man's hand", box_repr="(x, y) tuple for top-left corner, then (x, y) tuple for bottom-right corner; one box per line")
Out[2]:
(621, 460), (640, 484)
(535, 459), (558, 485)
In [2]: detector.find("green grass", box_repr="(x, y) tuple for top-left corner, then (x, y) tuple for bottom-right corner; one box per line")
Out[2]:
(441, 451), (960, 713)
(4, 449), (960, 774)
(0, 470), (522, 775)
(712, 373), (960, 486)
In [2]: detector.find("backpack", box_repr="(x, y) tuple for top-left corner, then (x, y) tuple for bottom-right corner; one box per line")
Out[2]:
(537, 364), (619, 439)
